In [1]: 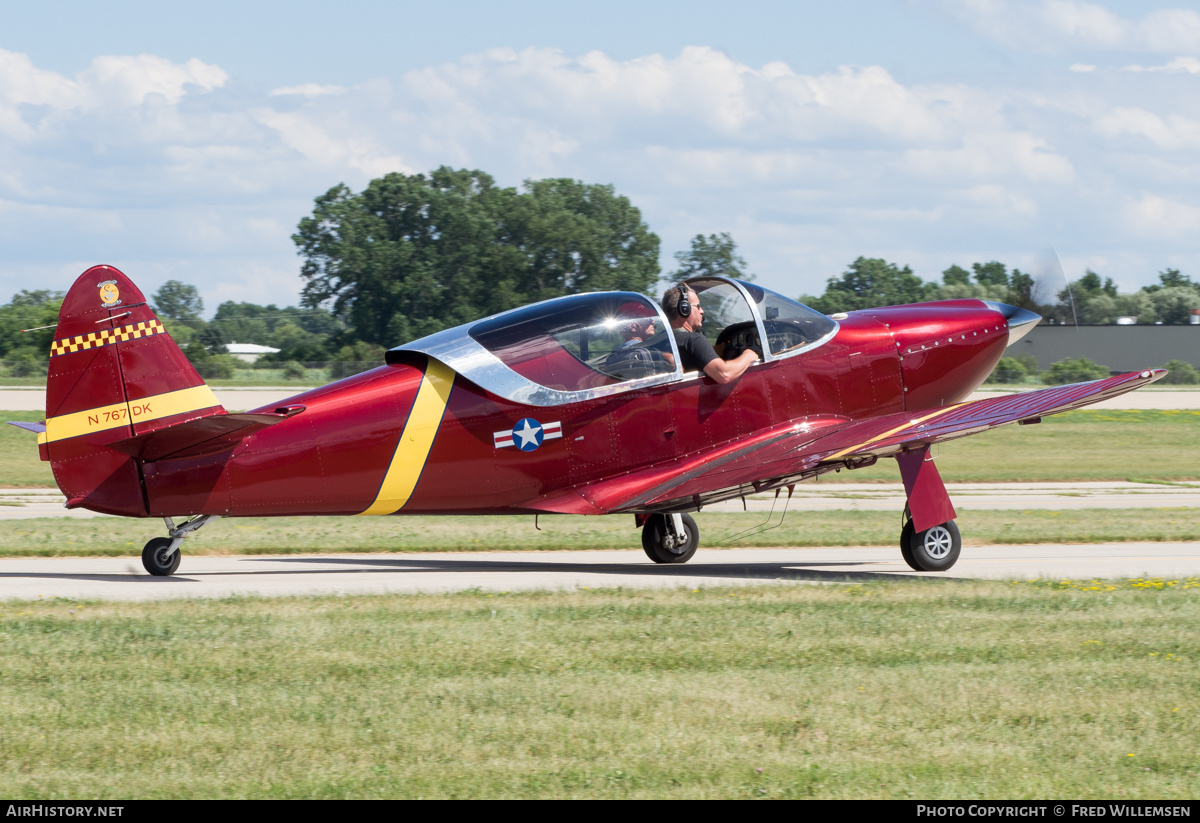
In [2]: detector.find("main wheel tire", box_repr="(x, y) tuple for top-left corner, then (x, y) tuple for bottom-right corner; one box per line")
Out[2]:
(641, 513), (699, 564)
(900, 519), (961, 572)
(142, 537), (181, 577)
(899, 523), (918, 570)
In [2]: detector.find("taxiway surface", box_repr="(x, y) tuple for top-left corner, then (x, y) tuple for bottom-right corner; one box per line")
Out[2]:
(1, 544), (1197, 602)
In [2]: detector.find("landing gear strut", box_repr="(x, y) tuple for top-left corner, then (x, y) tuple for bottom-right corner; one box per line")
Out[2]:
(641, 513), (699, 564)
(141, 515), (220, 577)
(900, 517), (961, 572)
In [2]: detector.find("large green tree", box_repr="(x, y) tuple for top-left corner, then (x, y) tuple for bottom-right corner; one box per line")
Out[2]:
(669, 232), (752, 283)
(152, 280), (204, 323)
(0, 290), (63, 375)
(803, 257), (933, 314)
(293, 167), (660, 346)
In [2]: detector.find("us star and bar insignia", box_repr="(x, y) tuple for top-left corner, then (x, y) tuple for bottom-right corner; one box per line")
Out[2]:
(494, 418), (562, 452)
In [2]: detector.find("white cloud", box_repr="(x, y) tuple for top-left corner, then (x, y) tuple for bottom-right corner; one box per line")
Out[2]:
(254, 107), (413, 178)
(3, 42), (1200, 305)
(0, 48), (226, 112)
(1123, 56), (1200, 73)
(1122, 192), (1200, 238)
(401, 47), (958, 148)
(939, 1), (1200, 54)
(1069, 64), (1097, 72)
(1094, 107), (1200, 150)
(270, 83), (347, 97)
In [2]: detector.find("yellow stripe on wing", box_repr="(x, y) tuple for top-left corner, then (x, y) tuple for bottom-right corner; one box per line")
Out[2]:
(38, 385), (222, 445)
(358, 359), (456, 516)
(824, 404), (965, 461)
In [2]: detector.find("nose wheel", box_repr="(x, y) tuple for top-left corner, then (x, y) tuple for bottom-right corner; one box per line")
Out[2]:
(642, 513), (699, 564)
(900, 518), (961, 571)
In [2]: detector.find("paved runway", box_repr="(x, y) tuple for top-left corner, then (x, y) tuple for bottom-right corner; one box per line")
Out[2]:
(3, 386), (1200, 412)
(1, 543), (1197, 602)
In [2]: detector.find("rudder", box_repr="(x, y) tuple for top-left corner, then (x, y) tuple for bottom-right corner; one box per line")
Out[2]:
(41, 265), (225, 515)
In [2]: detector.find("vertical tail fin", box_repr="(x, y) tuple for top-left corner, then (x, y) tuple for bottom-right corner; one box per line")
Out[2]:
(42, 265), (225, 515)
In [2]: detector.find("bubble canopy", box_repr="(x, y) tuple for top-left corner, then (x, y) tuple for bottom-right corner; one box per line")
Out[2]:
(387, 280), (838, 407)
(469, 292), (676, 392)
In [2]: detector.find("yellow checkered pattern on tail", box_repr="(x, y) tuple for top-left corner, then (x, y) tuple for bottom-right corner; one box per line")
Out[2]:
(50, 320), (166, 357)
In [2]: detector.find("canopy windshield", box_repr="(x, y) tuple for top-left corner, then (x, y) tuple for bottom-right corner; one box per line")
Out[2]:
(736, 281), (838, 357)
(468, 292), (676, 392)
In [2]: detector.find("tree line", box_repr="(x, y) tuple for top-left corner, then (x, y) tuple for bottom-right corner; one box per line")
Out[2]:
(2, 166), (1197, 380)
(800, 257), (1200, 326)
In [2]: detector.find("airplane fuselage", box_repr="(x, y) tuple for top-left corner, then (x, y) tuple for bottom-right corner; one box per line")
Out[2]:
(124, 302), (1010, 519)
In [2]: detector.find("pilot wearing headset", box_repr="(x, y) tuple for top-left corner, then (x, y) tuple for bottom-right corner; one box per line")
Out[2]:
(660, 284), (759, 384)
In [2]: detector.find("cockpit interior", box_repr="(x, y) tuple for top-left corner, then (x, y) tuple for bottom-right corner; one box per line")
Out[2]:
(465, 278), (837, 394)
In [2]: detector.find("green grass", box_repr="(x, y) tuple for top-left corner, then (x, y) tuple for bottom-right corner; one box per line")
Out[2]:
(2, 508), (1198, 557)
(3, 410), (1198, 491)
(836, 409), (1200, 484)
(0, 411), (53, 487)
(2, 580), (1198, 798)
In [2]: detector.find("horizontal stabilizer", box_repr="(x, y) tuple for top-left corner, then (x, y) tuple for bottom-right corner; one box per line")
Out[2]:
(7, 421), (46, 434)
(105, 406), (304, 462)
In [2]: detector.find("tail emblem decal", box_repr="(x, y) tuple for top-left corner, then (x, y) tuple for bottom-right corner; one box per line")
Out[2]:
(358, 360), (456, 516)
(50, 319), (165, 357)
(98, 280), (121, 307)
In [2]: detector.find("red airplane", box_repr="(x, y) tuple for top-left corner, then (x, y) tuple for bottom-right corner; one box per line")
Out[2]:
(12, 265), (1163, 577)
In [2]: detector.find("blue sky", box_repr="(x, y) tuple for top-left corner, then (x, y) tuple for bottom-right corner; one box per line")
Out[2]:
(2, 0), (1199, 313)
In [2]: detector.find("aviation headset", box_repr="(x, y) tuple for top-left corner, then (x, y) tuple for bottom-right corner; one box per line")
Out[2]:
(676, 284), (692, 318)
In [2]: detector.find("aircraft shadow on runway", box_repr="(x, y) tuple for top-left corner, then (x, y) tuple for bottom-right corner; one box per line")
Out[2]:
(0, 556), (949, 586)
(232, 555), (947, 585)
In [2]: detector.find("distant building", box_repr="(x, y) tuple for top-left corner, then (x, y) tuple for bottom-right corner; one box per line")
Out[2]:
(226, 342), (280, 364)
(1013, 326), (1199, 372)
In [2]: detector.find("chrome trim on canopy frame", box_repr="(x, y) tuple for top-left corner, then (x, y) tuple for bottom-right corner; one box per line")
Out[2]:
(387, 292), (683, 408)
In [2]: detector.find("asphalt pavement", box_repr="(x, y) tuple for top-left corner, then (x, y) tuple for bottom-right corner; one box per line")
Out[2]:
(1, 543), (1197, 602)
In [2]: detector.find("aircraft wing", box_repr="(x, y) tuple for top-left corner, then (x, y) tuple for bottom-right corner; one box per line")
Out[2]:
(524, 368), (1166, 514)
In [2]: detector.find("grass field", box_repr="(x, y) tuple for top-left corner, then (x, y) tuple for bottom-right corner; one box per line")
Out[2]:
(1, 507), (1199, 557)
(3, 409), (1200, 490)
(2, 580), (1197, 799)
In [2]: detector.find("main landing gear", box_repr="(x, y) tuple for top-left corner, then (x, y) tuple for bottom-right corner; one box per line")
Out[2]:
(900, 517), (961, 572)
(141, 515), (220, 576)
(641, 513), (699, 564)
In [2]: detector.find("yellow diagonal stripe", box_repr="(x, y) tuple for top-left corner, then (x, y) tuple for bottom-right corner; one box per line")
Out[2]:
(38, 385), (223, 445)
(358, 360), (456, 516)
(824, 404), (965, 461)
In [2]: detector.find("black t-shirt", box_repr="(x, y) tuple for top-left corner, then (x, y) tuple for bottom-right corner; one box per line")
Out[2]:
(672, 329), (718, 373)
